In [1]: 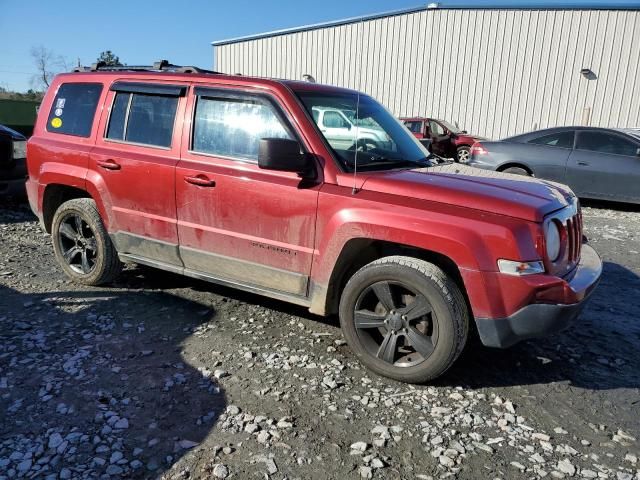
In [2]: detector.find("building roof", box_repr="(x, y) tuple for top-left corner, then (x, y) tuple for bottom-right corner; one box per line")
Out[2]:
(212, 1), (640, 46)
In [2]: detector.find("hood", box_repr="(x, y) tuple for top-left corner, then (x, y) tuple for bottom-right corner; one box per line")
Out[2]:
(360, 164), (574, 222)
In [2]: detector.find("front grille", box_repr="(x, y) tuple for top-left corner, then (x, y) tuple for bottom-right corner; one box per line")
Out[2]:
(546, 200), (582, 276)
(566, 212), (582, 263)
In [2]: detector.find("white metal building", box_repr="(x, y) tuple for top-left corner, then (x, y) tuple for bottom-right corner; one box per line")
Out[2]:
(212, 4), (640, 139)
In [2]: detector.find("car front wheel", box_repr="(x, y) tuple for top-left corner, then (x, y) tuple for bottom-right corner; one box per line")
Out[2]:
(339, 256), (469, 383)
(51, 198), (122, 285)
(456, 146), (471, 163)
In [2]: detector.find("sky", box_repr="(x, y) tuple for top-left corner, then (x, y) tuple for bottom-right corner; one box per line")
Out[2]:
(1, 0), (638, 92)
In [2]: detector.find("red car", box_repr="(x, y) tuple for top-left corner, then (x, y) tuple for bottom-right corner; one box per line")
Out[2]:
(401, 116), (486, 162)
(26, 62), (601, 383)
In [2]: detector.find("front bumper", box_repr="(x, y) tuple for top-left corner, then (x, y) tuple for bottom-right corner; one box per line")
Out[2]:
(475, 244), (602, 348)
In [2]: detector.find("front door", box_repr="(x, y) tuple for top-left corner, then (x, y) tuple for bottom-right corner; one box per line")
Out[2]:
(567, 130), (640, 202)
(175, 86), (320, 298)
(91, 81), (187, 267)
(428, 120), (453, 157)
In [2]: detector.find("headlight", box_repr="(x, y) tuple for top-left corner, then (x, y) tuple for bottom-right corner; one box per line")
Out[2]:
(545, 220), (561, 262)
(12, 140), (27, 160)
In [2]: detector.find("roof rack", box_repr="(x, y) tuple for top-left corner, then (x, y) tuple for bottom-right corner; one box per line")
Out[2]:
(72, 59), (220, 75)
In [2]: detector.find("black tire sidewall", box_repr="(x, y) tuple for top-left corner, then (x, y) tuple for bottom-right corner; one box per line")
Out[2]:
(339, 262), (461, 383)
(51, 200), (112, 285)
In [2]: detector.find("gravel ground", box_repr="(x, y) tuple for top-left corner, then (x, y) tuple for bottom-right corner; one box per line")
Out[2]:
(0, 198), (638, 480)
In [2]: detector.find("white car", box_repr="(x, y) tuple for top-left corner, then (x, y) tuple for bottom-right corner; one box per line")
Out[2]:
(311, 106), (390, 151)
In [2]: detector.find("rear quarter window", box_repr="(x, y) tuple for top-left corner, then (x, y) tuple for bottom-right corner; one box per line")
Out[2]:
(46, 83), (103, 137)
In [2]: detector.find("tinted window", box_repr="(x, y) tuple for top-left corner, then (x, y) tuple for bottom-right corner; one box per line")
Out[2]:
(192, 96), (292, 161)
(404, 121), (423, 133)
(528, 131), (575, 149)
(47, 83), (102, 137)
(323, 111), (350, 129)
(576, 131), (639, 156)
(106, 92), (178, 147)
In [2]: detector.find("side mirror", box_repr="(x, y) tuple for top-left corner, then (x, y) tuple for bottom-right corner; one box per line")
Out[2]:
(258, 138), (312, 175)
(461, 130), (468, 134)
(345, 122), (352, 131)
(636, 147), (640, 157)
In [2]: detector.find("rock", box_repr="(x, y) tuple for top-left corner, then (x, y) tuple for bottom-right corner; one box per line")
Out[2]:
(554, 427), (568, 434)
(533, 433), (551, 442)
(178, 439), (199, 449)
(256, 431), (271, 444)
(212, 463), (229, 479)
(359, 466), (373, 479)
(265, 458), (278, 474)
(244, 423), (260, 434)
(371, 458), (385, 469)
(350, 441), (368, 453)
(16, 459), (32, 472)
(581, 470), (598, 478)
(624, 453), (637, 464)
(277, 418), (293, 429)
(556, 458), (576, 476)
(226, 406), (240, 415)
(214, 370), (229, 379)
(616, 473), (633, 480)
(48, 433), (63, 449)
(439, 455), (455, 467)
(106, 465), (124, 475)
(113, 418), (129, 429)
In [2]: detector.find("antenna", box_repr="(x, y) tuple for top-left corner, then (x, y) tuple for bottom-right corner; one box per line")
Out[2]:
(352, 19), (364, 195)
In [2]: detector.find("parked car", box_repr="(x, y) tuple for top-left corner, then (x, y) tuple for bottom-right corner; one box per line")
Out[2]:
(26, 63), (601, 383)
(401, 116), (486, 162)
(0, 124), (27, 197)
(312, 106), (390, 151)
(468, 126), (640, 204)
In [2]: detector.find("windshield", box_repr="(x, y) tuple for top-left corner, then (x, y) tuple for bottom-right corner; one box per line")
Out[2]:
(297, 91), (432, 171)
(438, 119), (462, 134)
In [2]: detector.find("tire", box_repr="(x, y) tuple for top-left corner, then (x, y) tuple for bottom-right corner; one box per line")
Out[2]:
(51, 198), (122, 285)
(339, 256), (469, 383)
(502, 166), (530, 176)
(456, 146), (471, 163)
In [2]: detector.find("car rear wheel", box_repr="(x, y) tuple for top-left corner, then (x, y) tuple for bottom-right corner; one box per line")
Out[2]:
(456, 146), (471, 163)
(339, 256), (469, 383)
(502, 166), (530, 176)
(51, 198), (122, 285)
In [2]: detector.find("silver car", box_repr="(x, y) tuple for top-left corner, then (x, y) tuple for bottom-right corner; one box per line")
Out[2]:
(468, 126), (640, 204)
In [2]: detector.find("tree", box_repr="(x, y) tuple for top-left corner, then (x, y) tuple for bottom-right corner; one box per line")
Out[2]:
(30, 45), (67, 90)
(97, 50), (122, 67)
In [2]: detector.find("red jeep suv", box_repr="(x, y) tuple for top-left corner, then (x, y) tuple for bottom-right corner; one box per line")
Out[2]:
(26, 62), (602, 383)
(401, 116), (486, 163)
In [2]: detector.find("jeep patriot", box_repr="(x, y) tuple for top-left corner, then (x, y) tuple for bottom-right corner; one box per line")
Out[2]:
(26, 62), (602, 383)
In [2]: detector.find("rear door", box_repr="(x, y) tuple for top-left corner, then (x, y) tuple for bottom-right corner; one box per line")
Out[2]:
(520, 130), (575, 182)
(175, 85), (320, 298)
(91, 81), (187, 267)
(566, 130), (640, 202)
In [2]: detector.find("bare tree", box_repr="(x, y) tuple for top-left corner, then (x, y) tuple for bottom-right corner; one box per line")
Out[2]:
(30, 45), (68, 90)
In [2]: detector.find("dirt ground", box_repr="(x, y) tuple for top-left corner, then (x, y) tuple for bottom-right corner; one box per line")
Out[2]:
(0, 197), (638, 480)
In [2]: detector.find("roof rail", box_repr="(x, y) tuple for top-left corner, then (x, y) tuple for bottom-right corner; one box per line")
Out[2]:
(72, 60), (220, 75)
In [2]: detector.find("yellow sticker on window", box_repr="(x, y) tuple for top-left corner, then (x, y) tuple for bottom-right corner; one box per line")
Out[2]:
(51, 117), (62, 129)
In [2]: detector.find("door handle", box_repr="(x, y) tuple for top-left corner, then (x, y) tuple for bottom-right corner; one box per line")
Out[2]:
(96, 159), (121, 170)
(577, 161), (590, 166)
(184, 175), (216, 187)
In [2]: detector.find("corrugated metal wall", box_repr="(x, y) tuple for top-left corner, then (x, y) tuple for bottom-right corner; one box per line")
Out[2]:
(214, 8), (640, 139)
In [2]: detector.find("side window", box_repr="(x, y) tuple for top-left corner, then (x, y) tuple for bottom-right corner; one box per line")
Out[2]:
(106, 92), (178, 148)
(429, 120), (445, 136)
(323, 111), (350, 129)
(192, 95), (293, 161)
(404, 121), (423, 133)
(46, 83), (102, 137)
(528, 131), (575, 149)
(576, 131), (639, 156)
